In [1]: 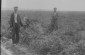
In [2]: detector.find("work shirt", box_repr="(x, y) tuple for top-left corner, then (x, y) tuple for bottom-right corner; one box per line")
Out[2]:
(51, 12), (58, 23)
(14, 13), (18, 23)
(53, 12), (57, 16)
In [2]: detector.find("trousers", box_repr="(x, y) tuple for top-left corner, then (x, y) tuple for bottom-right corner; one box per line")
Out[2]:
(48, 20), (58, 33)
(12, 23), (19, 44)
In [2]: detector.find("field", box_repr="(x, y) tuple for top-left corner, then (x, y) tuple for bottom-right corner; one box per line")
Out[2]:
(1, 10), (85, 55)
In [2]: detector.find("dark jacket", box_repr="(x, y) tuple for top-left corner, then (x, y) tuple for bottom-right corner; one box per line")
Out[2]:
(9, 13), (23, 28)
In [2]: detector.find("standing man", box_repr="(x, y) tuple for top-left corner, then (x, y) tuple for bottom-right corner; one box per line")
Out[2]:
(48, 7), (58, 33)
(9, 6), (23, 45)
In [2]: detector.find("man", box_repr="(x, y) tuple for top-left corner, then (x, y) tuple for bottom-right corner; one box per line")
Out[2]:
(48, 7), (58, 33)
(9, 6), (23, 44)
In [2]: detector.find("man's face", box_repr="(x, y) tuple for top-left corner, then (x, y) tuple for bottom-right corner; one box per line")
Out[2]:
(54, 8), (57, 12)
(14, 8), (18, 13)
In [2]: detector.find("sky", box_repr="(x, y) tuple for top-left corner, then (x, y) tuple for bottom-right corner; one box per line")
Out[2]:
(1, 0), (85, 11)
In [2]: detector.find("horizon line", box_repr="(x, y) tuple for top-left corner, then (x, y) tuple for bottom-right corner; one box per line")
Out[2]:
(2, 6), (85, 11)
(1, 9), (85, 12)
(2, 7), (85, 11)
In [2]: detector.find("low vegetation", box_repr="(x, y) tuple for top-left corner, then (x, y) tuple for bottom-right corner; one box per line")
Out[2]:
(1, 11), (85, 55)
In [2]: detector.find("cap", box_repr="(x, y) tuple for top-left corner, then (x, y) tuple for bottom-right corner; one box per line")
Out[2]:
(54, 7), (57, 9)
(14, 6), (18, 8)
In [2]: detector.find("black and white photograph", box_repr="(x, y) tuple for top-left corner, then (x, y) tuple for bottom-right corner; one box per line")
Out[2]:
(1, 0), (85, 55)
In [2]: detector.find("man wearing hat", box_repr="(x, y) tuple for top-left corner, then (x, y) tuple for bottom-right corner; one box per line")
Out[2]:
(9, 6), (23, 45)
(48, 7), (58, 33)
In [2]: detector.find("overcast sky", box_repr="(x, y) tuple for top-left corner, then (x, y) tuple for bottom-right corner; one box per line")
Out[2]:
(1, 0), (85, 11)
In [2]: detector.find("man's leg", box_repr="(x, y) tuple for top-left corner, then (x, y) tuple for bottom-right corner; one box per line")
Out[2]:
(15, 25), (19, 44)
(16, 29), (19, 44)
(49, 24), (54, 33)
(12, 29), (16, 44)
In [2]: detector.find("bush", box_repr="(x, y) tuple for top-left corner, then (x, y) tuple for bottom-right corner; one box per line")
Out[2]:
(28, 35), (64, 55)
(19, 27), (38, 46)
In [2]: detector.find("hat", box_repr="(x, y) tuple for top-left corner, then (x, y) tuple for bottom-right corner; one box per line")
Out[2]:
(54, 7), (57, 9)
(14, 6), (18, 8)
